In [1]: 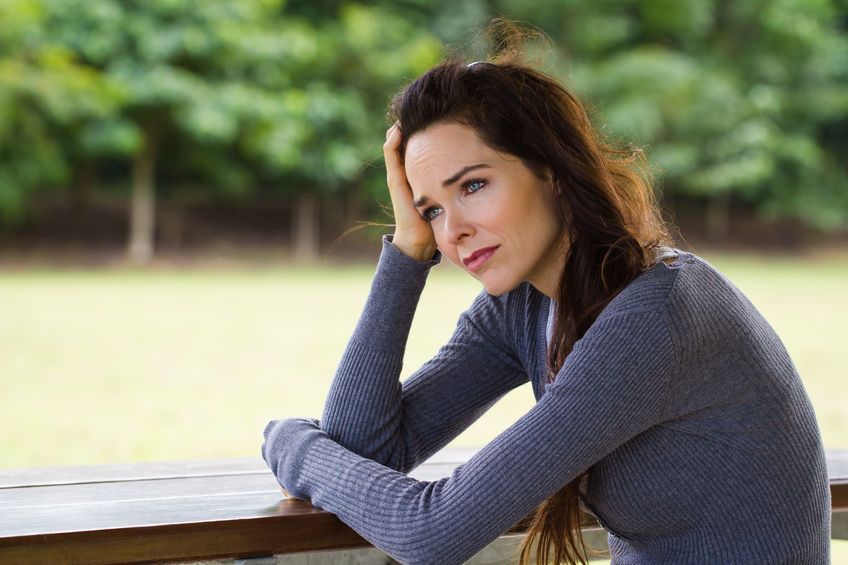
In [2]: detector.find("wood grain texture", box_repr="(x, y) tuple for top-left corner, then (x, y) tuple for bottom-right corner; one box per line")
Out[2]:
(0, 447), (845, 564)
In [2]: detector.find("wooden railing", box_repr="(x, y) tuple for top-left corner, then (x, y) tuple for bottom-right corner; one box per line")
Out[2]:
(1, 448), (845, 564)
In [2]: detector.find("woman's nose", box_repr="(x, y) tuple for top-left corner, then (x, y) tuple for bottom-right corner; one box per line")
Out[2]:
(442, 209), (475, 244)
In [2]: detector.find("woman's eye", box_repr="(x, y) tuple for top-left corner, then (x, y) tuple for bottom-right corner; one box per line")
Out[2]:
(420, 206), (443, 222)
(463, 179), (486, 193)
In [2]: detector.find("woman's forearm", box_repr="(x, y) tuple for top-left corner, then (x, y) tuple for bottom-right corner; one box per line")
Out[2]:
(320, 237), (528, 472)
(320, 236), (438, 468)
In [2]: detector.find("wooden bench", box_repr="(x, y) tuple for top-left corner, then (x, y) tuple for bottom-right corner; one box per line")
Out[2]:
(1, 448), (846, 564)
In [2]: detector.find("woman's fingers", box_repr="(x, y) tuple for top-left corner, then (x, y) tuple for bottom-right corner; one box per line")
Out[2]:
(382, 127), (416, 229)
(383, 123), (437, 261)
(386, 121), (398, 140)
(383, 123), (412, 209)
(281, 488), (298, 500)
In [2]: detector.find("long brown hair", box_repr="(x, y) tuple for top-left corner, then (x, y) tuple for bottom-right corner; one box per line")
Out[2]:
(388, 21), (669, 565)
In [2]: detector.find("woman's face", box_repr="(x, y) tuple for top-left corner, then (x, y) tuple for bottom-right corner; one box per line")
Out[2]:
(404, 122), (565, 297)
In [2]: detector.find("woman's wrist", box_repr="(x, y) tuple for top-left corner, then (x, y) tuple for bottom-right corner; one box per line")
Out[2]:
(390, 233), (438, 262)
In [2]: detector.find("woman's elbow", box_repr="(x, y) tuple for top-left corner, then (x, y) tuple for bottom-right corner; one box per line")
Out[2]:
(382, 521), (486, 565)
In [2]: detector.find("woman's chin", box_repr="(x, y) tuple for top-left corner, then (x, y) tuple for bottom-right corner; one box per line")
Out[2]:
(479, 276), (518, 297)
(458, 265), (518, 296)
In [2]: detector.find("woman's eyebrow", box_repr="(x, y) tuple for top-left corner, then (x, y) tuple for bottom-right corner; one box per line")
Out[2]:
(413, 163), (491, 207)
(442, 163), (489, 187)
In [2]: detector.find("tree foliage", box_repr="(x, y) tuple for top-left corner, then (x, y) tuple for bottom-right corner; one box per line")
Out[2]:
(0, 0), (120, 224)
(490, 0), (848, 230)
(0, 0), (441, 259)
(0, 0), (845, 252)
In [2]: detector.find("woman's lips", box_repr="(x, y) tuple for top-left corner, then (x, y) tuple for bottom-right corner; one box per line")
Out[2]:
(463, 246), (499, 272)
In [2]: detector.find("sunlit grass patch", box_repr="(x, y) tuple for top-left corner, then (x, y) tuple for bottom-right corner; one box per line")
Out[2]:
(0, 250), (845, 469)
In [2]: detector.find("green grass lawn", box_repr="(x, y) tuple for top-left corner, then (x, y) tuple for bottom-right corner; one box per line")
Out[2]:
(1, 249), (846, 559)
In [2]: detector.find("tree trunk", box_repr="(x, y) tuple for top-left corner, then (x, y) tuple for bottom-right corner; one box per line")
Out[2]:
(292, 191), (319, 262)
(128, 130), (158, 265)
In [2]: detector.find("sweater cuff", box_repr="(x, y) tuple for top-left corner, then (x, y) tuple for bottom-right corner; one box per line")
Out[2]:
(381, 234), (441, 269)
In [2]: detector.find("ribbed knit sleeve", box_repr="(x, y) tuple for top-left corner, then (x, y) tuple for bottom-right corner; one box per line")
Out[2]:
(320, 236), (528, 472)
(264, 251), (830, 564)
(264, 309), (675, 565)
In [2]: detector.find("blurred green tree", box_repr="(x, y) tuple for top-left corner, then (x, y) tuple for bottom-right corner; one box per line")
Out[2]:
(38, 0), (321, 263)
(492, 0), (848, 233)
(0, 0), (120, 226)
(1, 0), (844, 253)
(243, 1), (442, 260)
(0, 0), (441, 261)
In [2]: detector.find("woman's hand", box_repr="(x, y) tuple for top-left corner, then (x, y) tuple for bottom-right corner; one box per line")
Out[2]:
(262, 417), (322, 502)
(384, 122), (437, 261)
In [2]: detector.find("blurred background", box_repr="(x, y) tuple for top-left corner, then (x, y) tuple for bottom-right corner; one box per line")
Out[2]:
(0, 0), (846, 474)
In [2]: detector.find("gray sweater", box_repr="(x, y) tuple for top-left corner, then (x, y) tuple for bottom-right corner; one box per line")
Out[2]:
(263, 237), (830, 564)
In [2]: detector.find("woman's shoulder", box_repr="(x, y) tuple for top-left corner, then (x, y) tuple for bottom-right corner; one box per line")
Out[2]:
(599, 248), (730, 320)
(597, 249), (687, 320)
(601, 247), (766, 331)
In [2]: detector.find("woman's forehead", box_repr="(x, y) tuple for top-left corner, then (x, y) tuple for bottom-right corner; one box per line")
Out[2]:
(405, 123), (485, 158)
(404, 125), (487, 179)
(405, 123), (524, 174)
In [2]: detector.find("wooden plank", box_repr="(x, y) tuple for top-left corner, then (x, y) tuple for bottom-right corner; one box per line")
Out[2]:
(1, 482), (280, 537)
(0, 450), (479, 565)
(832, 481), (848, 512)
(1, 472), (272, 509)
(827, 449), (848, 511)
(0, 510), (370, 565)
(0, 448), (845, 565)
(0, 457), (472, 539)
(0, 458), (265, 489)
(0, 448), (477, 489)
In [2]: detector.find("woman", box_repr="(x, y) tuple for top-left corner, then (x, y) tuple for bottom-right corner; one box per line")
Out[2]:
(262, 40), (830, 564)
